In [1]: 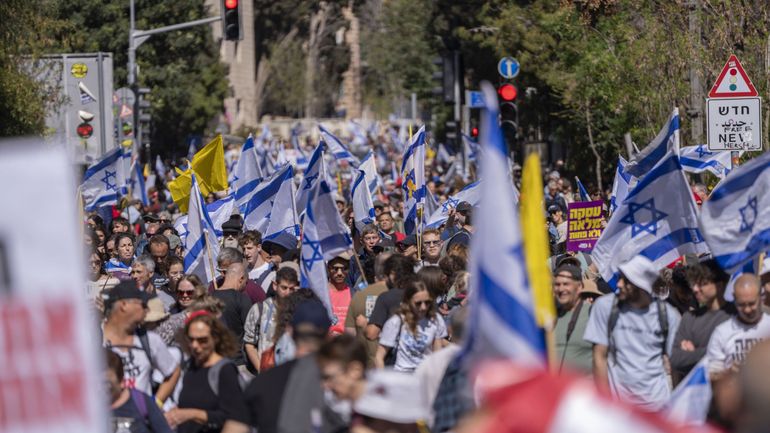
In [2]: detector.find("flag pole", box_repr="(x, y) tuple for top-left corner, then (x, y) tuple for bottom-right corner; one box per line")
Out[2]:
(352, 252), (369, 287)
(203, 228), (219, 290)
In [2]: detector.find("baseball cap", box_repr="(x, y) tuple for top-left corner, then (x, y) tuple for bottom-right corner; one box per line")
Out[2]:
(167, 234), (182, 251)
(221, 215), (243, 235)
(547, 205), (561, 214)
(262, 231), (298, 255)
(554, 264), (582, 281)
(397, 234), (417, 248)
(291, 299), (332, 332)
(456, 201), (472, 213)
(102, 280), (147, 311)
(618, 255), (659, 293)
(142, 213), (160, 223)
(373, 200), (386, 209)
(354, 369), (429, 424)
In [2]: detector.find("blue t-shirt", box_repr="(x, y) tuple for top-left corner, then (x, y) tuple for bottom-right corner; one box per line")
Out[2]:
(112, 389), (172, 433)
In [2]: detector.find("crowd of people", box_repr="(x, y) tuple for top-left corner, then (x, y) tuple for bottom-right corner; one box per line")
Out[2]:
(85, 128), (770, 433)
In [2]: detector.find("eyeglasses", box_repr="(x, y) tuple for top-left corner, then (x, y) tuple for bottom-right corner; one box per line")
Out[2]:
(412, 300), (432, 307)
(423, 240), (441, 246)
(178, 290), (195, 298)
(329, 266), (347, 273)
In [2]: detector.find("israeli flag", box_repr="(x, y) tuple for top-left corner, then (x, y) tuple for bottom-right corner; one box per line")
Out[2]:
(119, 147), (133, 195)
(699, 151), (770, 272)
(609, 156), (634, 214)
(680, 145), (734, 179)
(263, 168), (299, 241)
(155, 155), (166, 180)
(426, 180), (483, 229)
(300, 178), (353, 319)
(187, 138), (197, 161)
(290, 123), (309, 167)
(175, 194), (235, 244)
(81, 147), (126, 211)
(348, 121), (368, 149)
(184, 174), (220, 283)
(129, 161), (149, 206)
(425, 188), (440, 218)
(352, 169), (376, 232)
(575, 176), (590, 201)
(242, 164), (294, 235)
(462, 133), (480, 180)
(359, 152), (380, 195)
(437, 143), (452, 164)
(593, 151), (709, 287)
(462, 82), (545, 365)
(664, 357), (711, 425)
(232, 135), (264, 207)
(441, 158), (460, 185)
(624, 108), (680, 178)
(319, 125), (361, 166)
(401, 125), (427, 235)
(295, 140), (326, 213)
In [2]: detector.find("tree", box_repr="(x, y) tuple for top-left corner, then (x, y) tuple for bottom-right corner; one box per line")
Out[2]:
(48, 0), (228, 156)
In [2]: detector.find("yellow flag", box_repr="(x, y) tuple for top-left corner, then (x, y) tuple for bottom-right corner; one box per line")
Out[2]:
(520, 153), (556, 328)
(169, 135), (228, 213)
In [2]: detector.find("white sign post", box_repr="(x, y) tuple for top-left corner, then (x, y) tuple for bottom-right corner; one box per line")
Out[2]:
(707, 54), (762, 152)
(707, 97), (762, 151)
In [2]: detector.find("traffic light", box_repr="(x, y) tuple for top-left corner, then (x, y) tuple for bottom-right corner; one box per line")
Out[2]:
(498, 84), (518, 149)
(432, 51), (463, 104)
(470, 126), (479, 139)
(222, 0), (242, 41)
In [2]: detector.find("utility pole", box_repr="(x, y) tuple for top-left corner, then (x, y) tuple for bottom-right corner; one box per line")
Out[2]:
(688, 0), (703, 146)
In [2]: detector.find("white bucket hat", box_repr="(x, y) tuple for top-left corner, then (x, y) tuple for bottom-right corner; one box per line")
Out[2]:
(617, 255), (659, 293)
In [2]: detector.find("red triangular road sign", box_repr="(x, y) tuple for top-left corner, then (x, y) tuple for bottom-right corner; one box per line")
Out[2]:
(709, 54), (758, 98)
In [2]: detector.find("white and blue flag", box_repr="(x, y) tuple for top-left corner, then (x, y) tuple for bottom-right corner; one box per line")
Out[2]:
(575, 176), (590, 201)
(81, 147), (126, 211)
(319, 125), (361, 166)
(242, 164), (294, 235)
(351, 169), (376, 232)
(593, 150), (709, 288)
(624, 108), (680, 178)
(401, 125), (427, 235)
(664, 357), (711, 425)
(609, 156), (634, 214)
(233, 135), (265, 207)
(263, 167), (299, 242)
(461, 82), (545, 365)
(184, 174), (220, 283)
(187, 138), (197, 161)
(155, 155), (166, 180)
(295, 140), (326, 213)
(680, 145), (734, 179)
(175, 194), (235, 245)
(425, 180), (483, 229)
(425, 188), (440, 218)
(359, 151), (380, 195)
(699, 151), (770, 272)
(300, 178), (353, 319)
(129, 161), (149, 206)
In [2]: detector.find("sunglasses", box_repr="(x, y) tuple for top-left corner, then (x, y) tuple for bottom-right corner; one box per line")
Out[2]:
(178, 290), (195, 298)
(329, 266), (347, 273)
(423, 240), (441, 246)
(412, 300), (432, 307)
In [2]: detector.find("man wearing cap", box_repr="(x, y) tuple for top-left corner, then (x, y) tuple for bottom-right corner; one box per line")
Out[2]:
(545, 180), (567, 214)
(670, 260), (734, 381)
(135, 213), (161, 256)
(223, 298), (346, 433)
(548, 205), (568, 254)
(258, 231), (299, 290)
(102, 281), (180, 404)
(553, 264), (594, 375)
(583, 255), (680, 411)
(221, 215), (243, 249)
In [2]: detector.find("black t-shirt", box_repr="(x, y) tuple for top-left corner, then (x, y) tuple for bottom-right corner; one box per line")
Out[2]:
(242, 359), (298, 433)
(368, 288), (404, 328)
(211, 289), (252, 340)
(177, 361), (249, 433)
(112, 389), (173, 433)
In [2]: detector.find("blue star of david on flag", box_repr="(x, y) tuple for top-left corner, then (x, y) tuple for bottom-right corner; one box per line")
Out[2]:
(303, 173), (319, 190)
(696, 145), (713, 158)
(739, 196), (758, 233)
(442, 196), (460, 213)
(301, 238), (324, 271)
(101, 170), (117, 191)
(619, 198), (669, 237)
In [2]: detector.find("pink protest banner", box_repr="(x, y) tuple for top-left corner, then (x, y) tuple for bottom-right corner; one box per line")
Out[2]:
(567, 200), (604, 252)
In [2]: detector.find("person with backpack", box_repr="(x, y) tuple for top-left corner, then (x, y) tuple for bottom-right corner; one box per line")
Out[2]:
(165, 311), (249, 433)
(583, 255), (681, 411)
(374, 280), (448, 372)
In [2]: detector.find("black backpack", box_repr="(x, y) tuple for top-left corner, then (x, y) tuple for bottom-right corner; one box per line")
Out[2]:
(607, 296), (669, 362)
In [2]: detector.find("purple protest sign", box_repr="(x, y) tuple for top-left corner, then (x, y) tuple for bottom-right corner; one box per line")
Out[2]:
(567, 200), (604, 252)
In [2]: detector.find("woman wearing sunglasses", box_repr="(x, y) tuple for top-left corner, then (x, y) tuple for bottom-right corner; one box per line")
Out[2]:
(156, 275), (210, 345)
(164, 311), (249, 433)
(375, 280), (448, 372)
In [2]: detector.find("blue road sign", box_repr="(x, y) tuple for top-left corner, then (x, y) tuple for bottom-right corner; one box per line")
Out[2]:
(467, 91), (485, 108)
(497, 57), (520, 79)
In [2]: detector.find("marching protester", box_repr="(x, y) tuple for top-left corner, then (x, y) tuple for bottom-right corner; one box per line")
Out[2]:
(552, 264), (594, 375)
(345, 252), (392, 367)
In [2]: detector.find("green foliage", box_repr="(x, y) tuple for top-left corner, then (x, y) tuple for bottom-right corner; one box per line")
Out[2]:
(263, 37), (307, 117)
(0, 0), (67, 136)
(49, 0), (228, 155)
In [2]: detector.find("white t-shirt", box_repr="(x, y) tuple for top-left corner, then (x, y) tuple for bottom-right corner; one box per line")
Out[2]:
(106, 331), (178, 395)
(583, 294), (680, 411)
(707, 313), (770, 374)
(379, 314), (448, 372)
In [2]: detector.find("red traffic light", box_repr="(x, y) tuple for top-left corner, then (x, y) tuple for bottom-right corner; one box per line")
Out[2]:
(225, 0), (237, 9)
(498, 83), (517, 102)
(471, 127), (479, 138)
